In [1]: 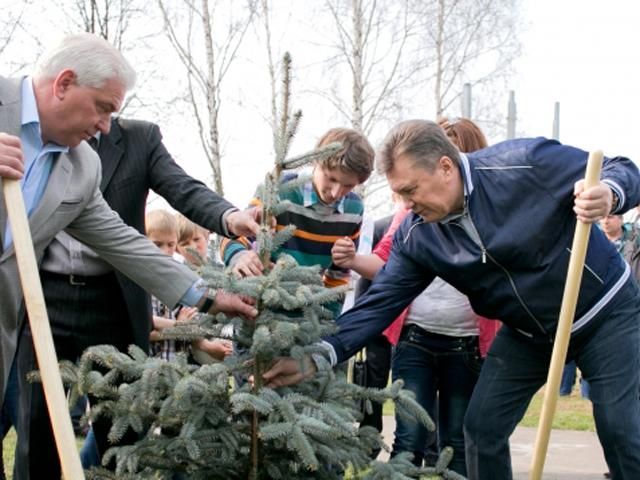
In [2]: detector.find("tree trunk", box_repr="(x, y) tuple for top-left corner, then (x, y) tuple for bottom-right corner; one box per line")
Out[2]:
(201, 0), (224, 195)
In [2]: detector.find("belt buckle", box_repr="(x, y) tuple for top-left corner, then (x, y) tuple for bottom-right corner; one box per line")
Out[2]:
(69, 274), (86, 286)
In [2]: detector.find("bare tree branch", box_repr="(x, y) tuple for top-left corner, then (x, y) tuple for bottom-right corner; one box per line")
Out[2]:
(157, 0), (256, 194)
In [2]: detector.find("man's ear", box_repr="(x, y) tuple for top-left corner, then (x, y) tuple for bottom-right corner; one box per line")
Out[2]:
(52, 69), (77, 100)
(439, 155), (455, 176)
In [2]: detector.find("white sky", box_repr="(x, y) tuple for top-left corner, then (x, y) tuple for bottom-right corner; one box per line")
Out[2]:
(2, 0), (638, 213)
(152, 0), (640, 213)
(510, 0), (640, 157)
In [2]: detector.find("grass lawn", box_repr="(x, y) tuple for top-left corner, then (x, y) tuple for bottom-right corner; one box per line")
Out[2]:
(2, 429), (84, 480)
(382, 387), (595, 431)
(3, 429), (16, 479)
(519, 387), (594, 431)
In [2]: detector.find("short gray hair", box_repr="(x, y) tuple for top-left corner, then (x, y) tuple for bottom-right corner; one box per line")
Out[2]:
(377, 119), (460, 175)
(35, 33), (136, 91)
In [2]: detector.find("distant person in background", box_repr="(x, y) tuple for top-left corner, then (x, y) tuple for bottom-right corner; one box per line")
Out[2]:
(619, 212), (640, 282)
(438, 117), (488, 154)
(601, 213), (633, 253)
(559, 360), (590, 398)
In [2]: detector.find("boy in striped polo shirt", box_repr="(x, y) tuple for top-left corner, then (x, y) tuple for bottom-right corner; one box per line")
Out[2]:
(221, 128), (374, 312)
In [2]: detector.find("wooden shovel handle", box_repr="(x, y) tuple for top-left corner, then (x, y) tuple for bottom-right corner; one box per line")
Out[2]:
(2, 178), (85, 479)
(529, 150), (603, 480)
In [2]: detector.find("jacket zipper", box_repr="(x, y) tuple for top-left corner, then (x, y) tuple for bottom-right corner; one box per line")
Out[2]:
(451, 214), (550, 338)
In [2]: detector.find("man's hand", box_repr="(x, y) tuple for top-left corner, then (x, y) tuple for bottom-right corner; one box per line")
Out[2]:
(331, 237), (357, 269)
(230, 250), (265, 277)
(262, 355), (317, 388)
(226, 208), (260, 237)
(574, 180), (614, 223)
(0, 133), (24, 180)
(208, 290), (258, 319)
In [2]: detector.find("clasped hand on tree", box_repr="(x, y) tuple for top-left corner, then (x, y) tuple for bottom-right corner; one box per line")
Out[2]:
(207, 289), (257, 319)
(262, 354), (317, 388)
(225, 206), (261, 237)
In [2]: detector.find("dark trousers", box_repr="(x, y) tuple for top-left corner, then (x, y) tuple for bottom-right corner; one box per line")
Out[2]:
(14, 271), (134, 480)
(359, 334), (392, 433)
(464, 279), (640, 480)
(391, 325), (481, 475)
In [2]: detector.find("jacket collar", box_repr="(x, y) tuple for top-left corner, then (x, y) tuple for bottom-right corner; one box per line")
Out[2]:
(440, 152), (474, 224)
(458, 152), (474, 198)
(98, 117), (124, 192)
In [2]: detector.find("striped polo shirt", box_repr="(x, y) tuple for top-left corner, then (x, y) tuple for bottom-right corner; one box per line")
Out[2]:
(221, 174), (364, 289)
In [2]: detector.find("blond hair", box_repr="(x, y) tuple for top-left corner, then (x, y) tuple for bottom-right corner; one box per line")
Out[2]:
(145, 209), (178, 237)
(175, 214), (208, 244)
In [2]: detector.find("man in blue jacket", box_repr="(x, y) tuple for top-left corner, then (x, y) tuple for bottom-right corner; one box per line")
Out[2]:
(264, 120), (640, 480)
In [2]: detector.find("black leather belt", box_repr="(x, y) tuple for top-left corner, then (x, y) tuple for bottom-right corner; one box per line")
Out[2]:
(40, 271), (113, 287)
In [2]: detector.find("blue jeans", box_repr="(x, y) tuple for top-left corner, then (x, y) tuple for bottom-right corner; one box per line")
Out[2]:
(559, 360), (577, 395)
(80, 427), (100, 469)
(391, 325), (482, 475)
(559, 360), (591, 398)
(464, 278), (640, 480)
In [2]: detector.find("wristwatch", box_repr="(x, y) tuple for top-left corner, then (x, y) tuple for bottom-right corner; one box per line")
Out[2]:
(199, 292), (215, 313)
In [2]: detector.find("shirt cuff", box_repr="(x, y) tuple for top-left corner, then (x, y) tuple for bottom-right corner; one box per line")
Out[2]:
(179, 278), (208, 306)
(318, 340), (338, 367)
(602, 179), (625, 213)
(226, 245), (249, 267)
(220, 208), (239, 239)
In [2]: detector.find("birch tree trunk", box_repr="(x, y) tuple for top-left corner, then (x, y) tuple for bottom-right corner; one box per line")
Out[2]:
(158, 0), (256, 195)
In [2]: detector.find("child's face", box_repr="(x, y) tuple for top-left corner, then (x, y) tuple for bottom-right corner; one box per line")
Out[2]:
(312, 166), (360, 205)
(148, 230), (178, 257)
(178, 229), (210, 264)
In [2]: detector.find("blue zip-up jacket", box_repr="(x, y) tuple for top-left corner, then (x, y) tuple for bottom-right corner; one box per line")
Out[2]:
(324, 138), (640, 363)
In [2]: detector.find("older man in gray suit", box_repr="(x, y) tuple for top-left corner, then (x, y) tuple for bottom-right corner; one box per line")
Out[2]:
(0, 33), (257, 479)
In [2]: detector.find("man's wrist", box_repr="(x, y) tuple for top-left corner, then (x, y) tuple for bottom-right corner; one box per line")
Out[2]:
(221, 208), (240, 239)
(198, 290), (216, 313)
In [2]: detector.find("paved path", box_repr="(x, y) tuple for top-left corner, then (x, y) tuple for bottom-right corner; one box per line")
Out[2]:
(380, 416), (609, 479)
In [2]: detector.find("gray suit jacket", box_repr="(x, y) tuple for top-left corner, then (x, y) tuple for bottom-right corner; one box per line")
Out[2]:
(0, 76), (199, 403)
